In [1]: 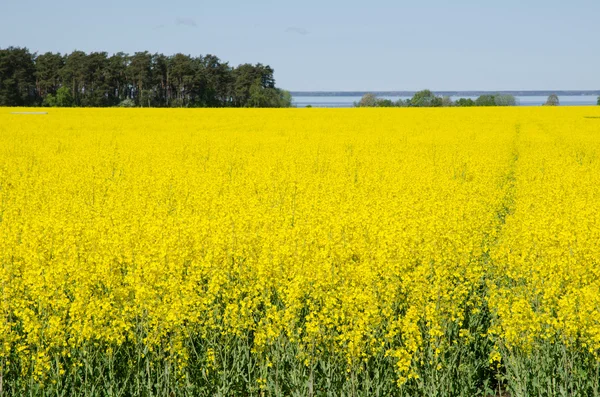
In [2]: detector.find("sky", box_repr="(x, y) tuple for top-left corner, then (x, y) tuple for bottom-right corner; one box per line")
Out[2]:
(2, 0), (599, 91)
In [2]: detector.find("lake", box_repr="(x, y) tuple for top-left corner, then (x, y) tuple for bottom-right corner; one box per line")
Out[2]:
(291, 95), (599, 108)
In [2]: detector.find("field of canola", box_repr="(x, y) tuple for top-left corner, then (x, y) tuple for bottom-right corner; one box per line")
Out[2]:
(1, 107), (599, 396)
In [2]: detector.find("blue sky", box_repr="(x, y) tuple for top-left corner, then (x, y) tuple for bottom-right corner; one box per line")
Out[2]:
(2, 0), (598, 91)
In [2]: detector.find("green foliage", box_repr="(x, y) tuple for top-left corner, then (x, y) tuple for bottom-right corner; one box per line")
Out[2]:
(411, 89), (442, 107)
(355, 93), (379, 107)
(118, 98), (136, 108)
(354, 93), (400, 107)
(376, 99), (395, 107)
(0, 47), (37, 106)
(455, 98), (476, 107)
(55, 86), (74, 107)
(499, 343), (600, 397)
(42, 86), (74, 107)
(0, 47), (288, 108)
(233, 63), (277, 107)
(597, 96), (600, 105)
(247, 83), (292, 107)
(355, 92), (453, 108)
(441, 96), (454, 107)
(475, 94), (517, 107)
(35, 52), (64, 98)
(544, 94), (560, 106)
(170, 98), (186, 108)
(279, 89), (293, 108)
(475, 94), (497, 107)
(494, 94), (517, 106)
(139, 89), (155, 108)
(41, 94), (56, 107)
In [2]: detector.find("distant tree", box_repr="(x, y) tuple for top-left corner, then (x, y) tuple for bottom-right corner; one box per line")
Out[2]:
(441, 96), (453, 107)
(127, 51), (154, 106)
(168, 53), (194, 106)
(247, 83), (292, 107)
(597, 96), (600, 105)
(411, 90), (441, 107)
(55, 86), (74, 107)
(83, 51), (111, 107)
(259, 88), (293, 108)
(150, 53), (168, 106)
(279, 89), (293, 107)
(0, 47), (37, 106)
(455, 98), (475, 107)
(118, 98), (136, 107)
(247, 84), (268, 107)
(106, 52), (129, 105)
(355, 93), (378, 107)
(35, 52), (64, 99)
(495, 94), (516, 106)
(475, 94), (497, 107)
(305, 104), (312, 108)
(395, 98), (410, 107)
(43, 86), (74, 107)
(544, 94), (559, 106)
(232, 63), (275, 107)
(0, 47), (286, 108)
(60, 50), (88, 106)
(42, 94), (56, 107)
(199, 54), (234, 107)
(140, 89), (155, 108)
(475, 94), (516, 107)
(376, 98), (395, 107)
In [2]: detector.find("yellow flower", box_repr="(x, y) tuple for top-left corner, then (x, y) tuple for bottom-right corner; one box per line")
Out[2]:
(1, 106), (599, 390)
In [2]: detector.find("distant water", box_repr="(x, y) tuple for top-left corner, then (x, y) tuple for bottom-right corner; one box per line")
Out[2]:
(292, 95), (598, 108)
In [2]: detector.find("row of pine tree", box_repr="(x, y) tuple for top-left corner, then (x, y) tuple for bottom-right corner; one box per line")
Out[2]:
(0, 47), (292, 107)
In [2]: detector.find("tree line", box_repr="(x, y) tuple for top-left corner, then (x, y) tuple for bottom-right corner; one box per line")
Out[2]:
(356, 91), (600, 108)
(355, 90), (518, 107)
(0, 47), (292, 107)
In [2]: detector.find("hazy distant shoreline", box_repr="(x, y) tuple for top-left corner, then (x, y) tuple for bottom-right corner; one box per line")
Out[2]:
(291, 90), (600, 97)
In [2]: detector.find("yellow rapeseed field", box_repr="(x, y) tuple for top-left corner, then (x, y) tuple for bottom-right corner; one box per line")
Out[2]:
(0, 107), (599, 396)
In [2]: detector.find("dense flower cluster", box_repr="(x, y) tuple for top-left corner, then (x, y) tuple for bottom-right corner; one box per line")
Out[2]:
(0, 107), (599, 395)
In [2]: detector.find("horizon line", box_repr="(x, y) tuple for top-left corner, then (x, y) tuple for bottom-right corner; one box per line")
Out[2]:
(290, 90), (600, 97)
